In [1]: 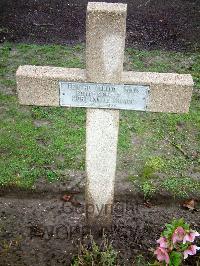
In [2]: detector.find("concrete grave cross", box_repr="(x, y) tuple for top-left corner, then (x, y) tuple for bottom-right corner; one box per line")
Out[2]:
(16, 2), (193, 226)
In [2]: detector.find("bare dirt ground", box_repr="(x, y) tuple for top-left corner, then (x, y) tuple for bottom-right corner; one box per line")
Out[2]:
(0, 0), (200, 51)
(0, 180), (199, 265)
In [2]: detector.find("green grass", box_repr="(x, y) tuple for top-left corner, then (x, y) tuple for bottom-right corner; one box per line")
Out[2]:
(0, 94), (86, 187)
(122, 48), (200, 198)
(0, 43), (86, 188)
(0, 42), (200, 194)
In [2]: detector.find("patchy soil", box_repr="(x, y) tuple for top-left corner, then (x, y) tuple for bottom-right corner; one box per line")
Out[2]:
(0, 0), (200, 51)
(0, 182), (200, 266)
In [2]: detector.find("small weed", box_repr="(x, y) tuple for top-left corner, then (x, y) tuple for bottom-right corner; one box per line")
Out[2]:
(139, 181), (157, 199)
(71, 234), (117, 266)
(142, 157), (165, 179)
(133, 255), (150, 266)
(129, 157), (165, 199)
(1, 239), (20, 253)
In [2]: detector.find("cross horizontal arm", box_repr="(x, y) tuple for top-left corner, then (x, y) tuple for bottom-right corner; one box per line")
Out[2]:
(123, 71), (193, 113)
(16, 66), (86, 107)
(16, 65), (193, 113)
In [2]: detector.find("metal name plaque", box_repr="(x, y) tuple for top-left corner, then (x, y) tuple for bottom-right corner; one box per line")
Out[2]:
(59, 82), (150, 111)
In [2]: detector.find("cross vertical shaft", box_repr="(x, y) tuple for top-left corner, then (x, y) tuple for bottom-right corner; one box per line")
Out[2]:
(85, 2), (127, 226)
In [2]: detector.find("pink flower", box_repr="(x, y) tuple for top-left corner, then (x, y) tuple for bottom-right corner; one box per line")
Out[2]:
(154, 247), (170, 264)
(172, 226), (185, 244)
(184, 245), (200, 260)
(183, 230), (200, 244)
(157, 237), (168, 248)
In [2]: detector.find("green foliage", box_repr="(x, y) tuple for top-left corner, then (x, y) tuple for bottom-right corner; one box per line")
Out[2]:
(133, 254), (153, 266)
(169, 251), (182, 266)
(133, 171), (200, 200)
(162, 219), (190, 240)
(129, 156), (165, 199)
(162, 176), (200, 198)
(0, 42), (85, 88)
(139, 181), (157, 199)
(142, 157), (165, 179)
(71, 235), (117, 266)
(0, 92), (86, 188)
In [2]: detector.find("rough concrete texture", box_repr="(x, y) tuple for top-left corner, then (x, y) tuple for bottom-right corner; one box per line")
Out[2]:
(86, 2), (127, 83)
(122, 71), (194, 113)
(16, 66), (86, 106)
(85, 2), (127, 226)
(86, 109), (119, 225)
(16, 65), (193, 113)
(87, 2), (127, 13)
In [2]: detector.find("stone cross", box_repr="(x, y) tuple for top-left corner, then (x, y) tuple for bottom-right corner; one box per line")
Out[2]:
(16, 2), (193, 227)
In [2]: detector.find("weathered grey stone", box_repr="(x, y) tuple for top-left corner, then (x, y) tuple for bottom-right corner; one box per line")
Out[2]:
(16, 66), (193, 113)
(16, 66), (86, 106)
(122, 71), (194, 113)
(85, 2), (127, 226)
(86, 2), (127, 83)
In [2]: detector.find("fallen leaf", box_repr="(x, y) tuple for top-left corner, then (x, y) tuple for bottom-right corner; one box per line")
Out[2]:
(182, 199), (197, 211)
(61, 194), (72, 202)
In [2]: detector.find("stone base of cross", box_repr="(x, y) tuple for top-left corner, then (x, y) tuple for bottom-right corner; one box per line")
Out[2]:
(16, 2), (193, 227)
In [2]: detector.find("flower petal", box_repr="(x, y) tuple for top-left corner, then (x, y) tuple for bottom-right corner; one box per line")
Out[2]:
(184, 245), (200, 260)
